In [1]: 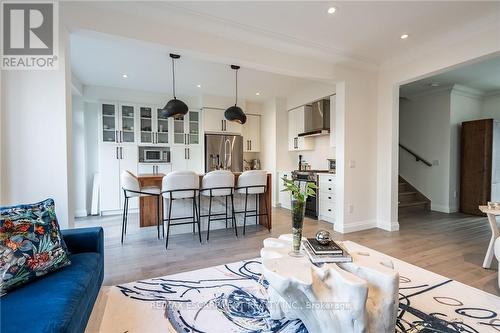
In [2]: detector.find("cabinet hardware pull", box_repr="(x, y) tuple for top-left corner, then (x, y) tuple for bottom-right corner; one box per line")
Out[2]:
(115, 130), (118, 143)
(185, 148), (187, 159)
(328, 188), (331, 191)
(250, 140), (252, 151)
(120, 131), (123, 143)
(188, 148), (190, 160)
(328, 196), (331, 199)
(116, 146), (119, 159)
(328, 209), (332, 212)
(329, 179), (332, 181)
(221, 120), (224, 131)
(120, 147), (123, 159)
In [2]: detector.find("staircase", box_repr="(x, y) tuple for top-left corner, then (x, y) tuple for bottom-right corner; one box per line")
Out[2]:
(398, 176), (431, 214)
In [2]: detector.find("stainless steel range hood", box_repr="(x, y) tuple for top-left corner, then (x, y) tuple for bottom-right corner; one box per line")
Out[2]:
(298, 99), (330, 137)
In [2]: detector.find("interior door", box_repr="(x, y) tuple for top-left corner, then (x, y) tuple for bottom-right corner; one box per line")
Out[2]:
(99, 144), (120, 211)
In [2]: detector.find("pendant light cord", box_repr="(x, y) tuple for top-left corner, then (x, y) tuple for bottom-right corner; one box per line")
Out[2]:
(172, 57), (176, 99)
(235, 68), (238, 106)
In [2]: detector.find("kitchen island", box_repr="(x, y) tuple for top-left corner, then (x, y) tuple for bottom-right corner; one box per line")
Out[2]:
(137, 172), (272, 232)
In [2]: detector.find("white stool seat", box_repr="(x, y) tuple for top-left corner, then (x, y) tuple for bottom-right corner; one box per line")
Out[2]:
(140, 186), (161, 196)
(162, 171), (199, 199)
(201, 170), (235, 197)
(236, 170), (267, 194)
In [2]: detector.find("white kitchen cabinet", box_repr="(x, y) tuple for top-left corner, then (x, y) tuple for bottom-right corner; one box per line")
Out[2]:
(242, 114), (260, 152)
(278, 170), (293, 210)
(288, 106), (314, 151)
(138, 163), (172, 174)
(98, 144), (138, 213)
(100, 103), (138, 144)
(173, 110), (201, 145)
(170, 145), (203, 173)
(203, 108), (242, 134)
(318, 173), (335, 223)
(139, 106), (170, 145)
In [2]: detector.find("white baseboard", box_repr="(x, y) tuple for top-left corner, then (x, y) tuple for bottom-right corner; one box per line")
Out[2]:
(431, 204), (453, 213)
(378, 221), (400, 232)
(74, 209), (88, 218)
(334, 219), (377, 234)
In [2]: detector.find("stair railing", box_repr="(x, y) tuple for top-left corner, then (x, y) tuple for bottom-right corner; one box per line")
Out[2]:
(399, 144), (432, 167)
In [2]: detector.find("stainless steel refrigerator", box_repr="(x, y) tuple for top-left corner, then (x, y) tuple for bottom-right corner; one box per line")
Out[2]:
(205, 134), (243, 172)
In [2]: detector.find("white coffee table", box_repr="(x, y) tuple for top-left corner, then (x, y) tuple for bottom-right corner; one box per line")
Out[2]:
(260, 234), (399, 333)
(479, 205), (500, 268)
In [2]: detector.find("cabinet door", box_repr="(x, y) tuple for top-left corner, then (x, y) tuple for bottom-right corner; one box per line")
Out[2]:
(186, 145), (203, 173)
(101, 103), (118, 143)
(139, 106), (154, 144)
(170, 146), (187, 171)
(203, 108), (225, 133)
(173, 115), (186, 145)
(119, 145), (138, 209)
(157, 164), (172, 175)
(295, 106), (305, 134)
(138, 163), (154, 174)
(99, 144), (120, 211)
(243, 114), (260, 152)
(120, 104), (136, 144)
(156, 107), (170, 144)
(187, 110), (200, 145)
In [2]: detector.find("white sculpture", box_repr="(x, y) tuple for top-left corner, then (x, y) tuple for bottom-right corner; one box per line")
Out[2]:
(260, 235), (399, 333)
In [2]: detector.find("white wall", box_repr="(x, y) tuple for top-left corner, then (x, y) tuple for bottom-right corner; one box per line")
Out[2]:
(377, 23), (500, 230)
(1, 27), (74, 228)
(399, 89), (452, 212)
(72, 95), (88, 217)
(482, 93), (500, 119)
(260, 98), (278, 205)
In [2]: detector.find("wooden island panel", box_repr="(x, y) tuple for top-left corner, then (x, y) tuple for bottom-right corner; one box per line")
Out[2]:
(137, 173), (272, 229)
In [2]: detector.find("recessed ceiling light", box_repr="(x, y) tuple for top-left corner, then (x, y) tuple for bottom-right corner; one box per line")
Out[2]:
(197, 84), (201, 88)
(122, 74), (128, 78)
(400, 34), (409, 40)
(256, 92), (260, 96)
(429, 82), (440, 87)
(327, 7), (336, 14)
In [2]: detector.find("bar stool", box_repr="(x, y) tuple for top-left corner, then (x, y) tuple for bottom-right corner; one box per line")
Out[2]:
(120, 171), (161, 244)
(235, 170), (269, 235)
(162, 171), (201, 250)
(199, 170), (238, 241)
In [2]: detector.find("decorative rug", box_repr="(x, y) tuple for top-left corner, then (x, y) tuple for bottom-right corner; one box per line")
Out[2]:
(98, 241), (500, 332)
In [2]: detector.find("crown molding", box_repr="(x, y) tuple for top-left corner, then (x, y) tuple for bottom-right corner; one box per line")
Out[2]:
(450, 84), (485, 99)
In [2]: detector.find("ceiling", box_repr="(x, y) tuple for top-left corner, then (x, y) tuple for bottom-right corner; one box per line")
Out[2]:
(400, 55), (500, 96)
(163, 1), (499, 65)
(70, 32), (316, 100)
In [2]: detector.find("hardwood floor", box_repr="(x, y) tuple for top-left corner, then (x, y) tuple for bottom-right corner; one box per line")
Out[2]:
(76, 207), (499, 295)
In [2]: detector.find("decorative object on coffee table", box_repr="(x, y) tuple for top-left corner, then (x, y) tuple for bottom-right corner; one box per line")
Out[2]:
(261, 234), (399, 333)
(281, 177), (317, 256)
(315, 229), (331, 244)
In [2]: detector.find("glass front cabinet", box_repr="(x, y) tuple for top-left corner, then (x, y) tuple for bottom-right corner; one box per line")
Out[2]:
(138, 106), (170, 145)
(101, 103), (136, 144)
(172, 110), (200, 145)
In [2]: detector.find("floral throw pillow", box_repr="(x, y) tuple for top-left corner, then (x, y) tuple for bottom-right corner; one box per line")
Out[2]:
(0, 199), (71, 294)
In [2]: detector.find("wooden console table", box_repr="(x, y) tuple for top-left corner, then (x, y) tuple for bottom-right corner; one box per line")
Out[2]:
(137, 173), (273, 229)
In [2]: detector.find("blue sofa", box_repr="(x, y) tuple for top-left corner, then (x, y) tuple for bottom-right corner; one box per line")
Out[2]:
(1, 227), (104, 333)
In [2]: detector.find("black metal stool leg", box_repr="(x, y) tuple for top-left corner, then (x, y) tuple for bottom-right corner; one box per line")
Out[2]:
(161, 196), (165, 238)
(231, 194), (238, 237)
(243, 192), (248, 235)
(121, 195), (127, 244)
(124, 196), (129, 235)
(255, 194), (259, 225)
(225, 196), (228, 229)
(192, 197), (196, 234)
(194, 196), (202, 243)
(207, 195), (212, 241)
(157, 195), (160, 239)
(165, 198), (173, 249)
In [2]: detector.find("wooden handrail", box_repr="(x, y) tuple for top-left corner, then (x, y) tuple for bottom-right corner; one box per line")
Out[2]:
(399, 144), (432, 167)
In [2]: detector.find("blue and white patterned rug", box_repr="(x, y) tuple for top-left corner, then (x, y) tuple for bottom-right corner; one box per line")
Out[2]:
(99, 242), (500, 332)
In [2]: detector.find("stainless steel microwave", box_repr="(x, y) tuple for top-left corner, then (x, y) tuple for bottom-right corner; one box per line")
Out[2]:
(138, 147), (170, 163)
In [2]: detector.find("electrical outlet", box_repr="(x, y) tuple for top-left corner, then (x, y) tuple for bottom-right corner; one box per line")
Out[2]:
(349, 204), (354, 214)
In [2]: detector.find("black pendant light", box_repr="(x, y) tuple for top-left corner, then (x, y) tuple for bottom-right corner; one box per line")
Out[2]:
(162, 53), (188, 118)
(225, 65), (247, 124)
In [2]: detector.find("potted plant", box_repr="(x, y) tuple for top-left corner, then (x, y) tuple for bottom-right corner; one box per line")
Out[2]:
(281, 178), (318, 256)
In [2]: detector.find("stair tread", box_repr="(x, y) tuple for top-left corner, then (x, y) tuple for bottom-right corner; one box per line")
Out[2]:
(399, 191), (417, 196)
(399, 200), (429, 208)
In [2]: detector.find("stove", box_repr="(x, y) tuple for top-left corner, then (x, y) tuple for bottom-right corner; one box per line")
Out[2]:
(291, 170), (329, 219)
